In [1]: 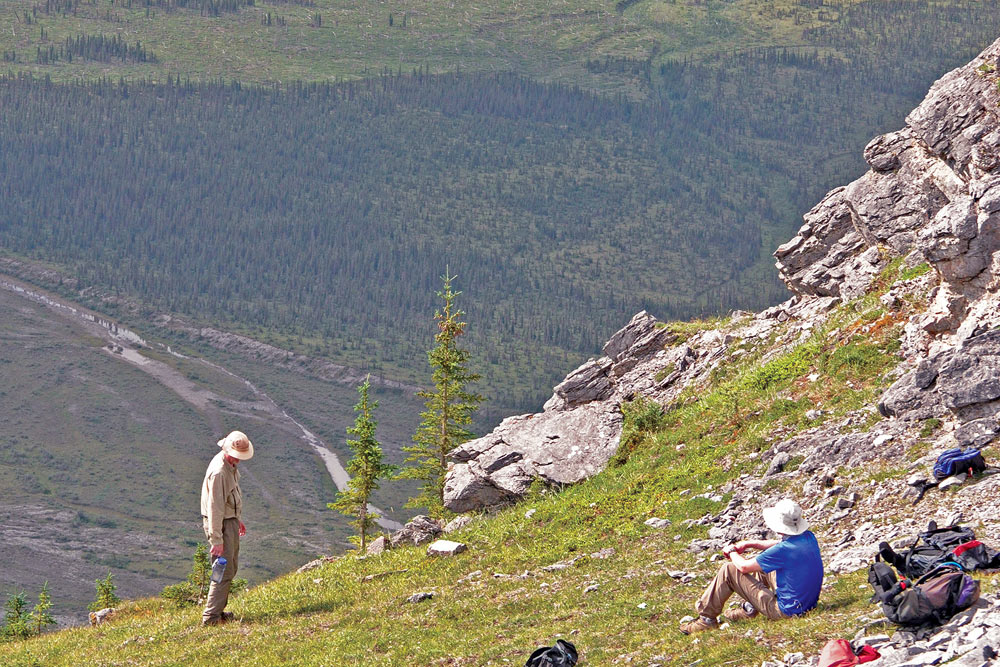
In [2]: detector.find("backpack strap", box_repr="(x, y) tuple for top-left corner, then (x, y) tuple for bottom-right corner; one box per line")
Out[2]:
(902, 533), (924, 577)
(914, 561), (964, 585)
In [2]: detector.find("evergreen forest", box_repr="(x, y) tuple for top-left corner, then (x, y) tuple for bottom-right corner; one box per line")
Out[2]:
(3, 1), (1000, 422)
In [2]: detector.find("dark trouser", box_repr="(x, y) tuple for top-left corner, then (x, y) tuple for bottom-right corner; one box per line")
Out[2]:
(202, 517), (239, 622)
(695, 561), (786, 620)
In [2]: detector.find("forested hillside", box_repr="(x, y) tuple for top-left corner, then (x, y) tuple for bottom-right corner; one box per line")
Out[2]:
(4, 1), (1000, 420)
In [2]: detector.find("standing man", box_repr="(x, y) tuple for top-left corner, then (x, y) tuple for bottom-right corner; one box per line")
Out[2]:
(680, 498), (823, 634)
(201, 430), (253, 626)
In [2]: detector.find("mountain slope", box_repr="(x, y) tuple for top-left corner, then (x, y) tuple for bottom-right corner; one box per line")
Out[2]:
(5, 36), (1000, 664)
(0, 276), (422, 625)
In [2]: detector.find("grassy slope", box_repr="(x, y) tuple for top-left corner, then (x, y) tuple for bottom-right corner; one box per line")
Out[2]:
(0, 285), (422, 622)
(6, 260), (999, 664)
(0, 0), (848, 89)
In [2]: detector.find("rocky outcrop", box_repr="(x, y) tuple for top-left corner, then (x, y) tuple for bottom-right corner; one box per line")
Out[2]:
(443, 401), (624, 513)
(389, 515), (443, 548)
(444, 37), (1000, 514)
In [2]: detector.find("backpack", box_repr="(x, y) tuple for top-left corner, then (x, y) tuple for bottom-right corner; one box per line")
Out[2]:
(868, 561), (980, 628)
(877, 523), (980, 579)
(952, 540), (1000, 571)
(932, 447), (987, 480)
(525, 639), (578, 667)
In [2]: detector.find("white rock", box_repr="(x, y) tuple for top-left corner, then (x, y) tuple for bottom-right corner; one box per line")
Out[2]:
(426, 540), (468, 557)
(872, 434), (894, 447)
(645, 517), (672, 529)
(939, 474), (967, 491)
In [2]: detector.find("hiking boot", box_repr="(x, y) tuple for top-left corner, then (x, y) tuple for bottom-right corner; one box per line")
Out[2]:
(679, 615), (719, 635)
(723, 601), (759, 623)
(220, 611), (235, 623)
(202, 616), (225, 627)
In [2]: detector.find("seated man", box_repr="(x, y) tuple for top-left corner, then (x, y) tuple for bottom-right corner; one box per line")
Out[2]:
(680, 498), (823, 634)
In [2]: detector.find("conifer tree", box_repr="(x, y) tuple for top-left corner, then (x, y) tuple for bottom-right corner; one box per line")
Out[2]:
(88, 572), (120, 612)
(328, 376), (394, 551)
(29, 583), (55, 636)
(399, 273), (482, 516)
(1, 591), (30, 641)
(188, 543), (211, 601)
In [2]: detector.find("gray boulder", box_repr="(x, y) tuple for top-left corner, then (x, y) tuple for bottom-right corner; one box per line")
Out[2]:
(443, 403), (623, 513)
(880, 330), (1000, 422)
(389, 515), (443, 548)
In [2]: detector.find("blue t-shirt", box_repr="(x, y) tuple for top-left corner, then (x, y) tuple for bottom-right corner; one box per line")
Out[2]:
(755, 531), (823, 616)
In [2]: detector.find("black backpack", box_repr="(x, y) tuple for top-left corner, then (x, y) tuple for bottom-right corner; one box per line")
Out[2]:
(525, 639), (578, 667)
(868, 561), (980, 628)
(877, 523), (979, 579)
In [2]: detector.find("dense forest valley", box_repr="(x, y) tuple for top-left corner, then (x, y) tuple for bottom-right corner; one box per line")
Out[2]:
(6, 2), (1000, 420)
(3, 0), (1000, 624)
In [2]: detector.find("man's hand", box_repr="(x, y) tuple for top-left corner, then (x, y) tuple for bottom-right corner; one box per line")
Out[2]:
(239, 521), (246, 537)
(211, 544), (224, 558)
(722, 541), (746, 558)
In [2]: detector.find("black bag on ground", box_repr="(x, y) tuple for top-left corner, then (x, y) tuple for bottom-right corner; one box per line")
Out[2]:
(952, 540), (1000, 571)
(868, 561), (981, 628)
(877, 523), (981, 579)
(920, 524), (977, 551)
(525, 639), (578, 667)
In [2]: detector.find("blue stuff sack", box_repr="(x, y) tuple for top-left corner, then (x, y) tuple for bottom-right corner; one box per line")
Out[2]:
(933, 448), (986, 481)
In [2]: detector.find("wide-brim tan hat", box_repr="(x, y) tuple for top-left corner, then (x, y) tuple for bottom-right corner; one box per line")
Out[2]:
(763, 498), (808, 536)
(218, 430), (254, 460)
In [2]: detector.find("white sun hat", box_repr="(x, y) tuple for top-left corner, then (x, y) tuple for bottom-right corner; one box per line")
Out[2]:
(763, 498), (808, 536)
(217, 430), (254, 461)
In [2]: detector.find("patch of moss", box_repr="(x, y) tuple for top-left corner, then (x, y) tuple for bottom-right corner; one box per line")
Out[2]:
(919, 418), (943, 438)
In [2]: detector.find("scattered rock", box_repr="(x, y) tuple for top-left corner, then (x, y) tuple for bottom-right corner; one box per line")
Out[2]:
(426, 540), (467, 557)
(297, 556), (337, 573)
(89, 607), (115, 626)
(404, 592), (434, 604)
(366, 536), (389, 556)
(390, 515), (443, 548)
(645, 517), (672, 529)
(939, 474), (968, 491)
(443, 516), (473, 534)
(766, 452), (792, 476)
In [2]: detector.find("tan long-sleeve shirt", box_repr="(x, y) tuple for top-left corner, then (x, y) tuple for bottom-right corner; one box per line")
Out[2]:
(200, 451), (242, 547)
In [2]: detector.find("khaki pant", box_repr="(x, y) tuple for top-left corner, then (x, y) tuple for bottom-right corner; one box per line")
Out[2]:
(695, 561), (786, 621)
(202, 517), (239, 622)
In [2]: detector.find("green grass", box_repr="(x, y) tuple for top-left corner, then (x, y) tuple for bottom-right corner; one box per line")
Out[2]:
(0, 271), (942, 664)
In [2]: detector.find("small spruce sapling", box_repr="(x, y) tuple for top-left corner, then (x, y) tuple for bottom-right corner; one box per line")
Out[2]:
(29, 583), (55, 636)
(89, 572), (121, 612)
(328, 376), (395, 552)
(398, 273), (482, 517)
(1, 591), (30, 641)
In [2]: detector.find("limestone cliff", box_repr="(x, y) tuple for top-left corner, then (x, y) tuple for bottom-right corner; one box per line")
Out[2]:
(443, 36), (1000, 515)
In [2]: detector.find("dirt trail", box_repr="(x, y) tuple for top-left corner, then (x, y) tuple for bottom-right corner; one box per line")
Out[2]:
(0, 274), (403, 531)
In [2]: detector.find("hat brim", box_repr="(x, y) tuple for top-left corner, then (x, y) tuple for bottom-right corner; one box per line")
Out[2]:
(763, 505), (808, 536)
(218, 438), (254, 460)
